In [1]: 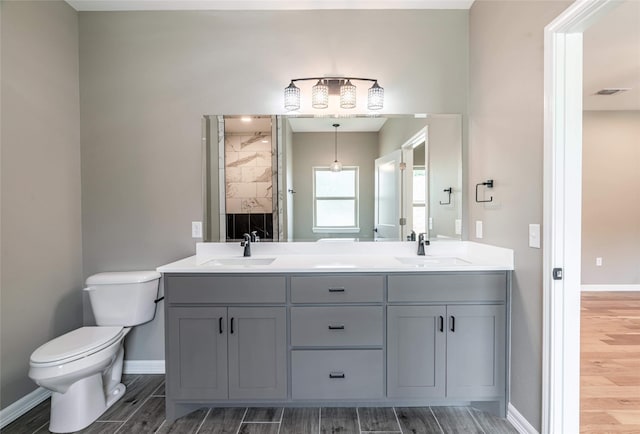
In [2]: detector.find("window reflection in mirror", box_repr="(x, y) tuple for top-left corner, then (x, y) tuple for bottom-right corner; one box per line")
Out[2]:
(203, 114), (462, 243)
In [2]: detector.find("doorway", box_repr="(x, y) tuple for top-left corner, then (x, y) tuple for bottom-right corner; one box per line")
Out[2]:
(543, 1), (630, 432)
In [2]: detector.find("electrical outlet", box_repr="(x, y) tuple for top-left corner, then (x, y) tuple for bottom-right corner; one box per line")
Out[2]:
(429, 217), (433, 230)
(475, 220), (483, 239)
(596, 257), (603, 266)
(455, 219), (462, 235)
(192, 221), (203, 238)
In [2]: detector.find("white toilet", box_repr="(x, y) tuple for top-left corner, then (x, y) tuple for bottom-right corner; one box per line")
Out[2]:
(28, 271), (161, 433)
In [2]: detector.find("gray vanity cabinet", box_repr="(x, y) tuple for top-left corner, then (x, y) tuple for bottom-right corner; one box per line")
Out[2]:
(167, 307), (228, 400)
(445, 304), (505, 398)
(166, 306), (287, 401)
(227, 307), (287, 399)
(164, 274), (287, 413)
(387, 305), (446, 398)
(387, 272), (507, 402)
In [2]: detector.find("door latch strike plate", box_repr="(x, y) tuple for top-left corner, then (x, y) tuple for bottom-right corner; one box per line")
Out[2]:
(552, 268), (563, 280)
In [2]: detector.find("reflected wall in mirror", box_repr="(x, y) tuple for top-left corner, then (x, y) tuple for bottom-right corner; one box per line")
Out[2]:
(203, 114), (462, 242)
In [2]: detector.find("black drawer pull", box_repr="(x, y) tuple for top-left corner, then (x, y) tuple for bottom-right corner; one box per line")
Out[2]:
(329, 372), (345, 379)
(439, 315), (444, 333)
(230, 317), (235, 334)
(450, 316), (455, 332)
(328, 325), (345, 330)
(328, 287), (345, 292)
(219, 317), (224, 334)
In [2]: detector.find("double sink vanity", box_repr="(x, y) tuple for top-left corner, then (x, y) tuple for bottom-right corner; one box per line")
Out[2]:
(157, 240), (514, 422)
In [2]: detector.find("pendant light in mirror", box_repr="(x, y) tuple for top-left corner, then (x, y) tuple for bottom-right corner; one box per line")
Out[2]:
(330, 123), (343, 172)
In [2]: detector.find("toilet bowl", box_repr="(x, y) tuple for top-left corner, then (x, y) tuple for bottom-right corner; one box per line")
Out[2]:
(28, 271), (160, 433)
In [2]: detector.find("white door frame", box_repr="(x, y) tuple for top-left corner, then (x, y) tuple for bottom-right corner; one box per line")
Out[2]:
(542, 1), (621, 432)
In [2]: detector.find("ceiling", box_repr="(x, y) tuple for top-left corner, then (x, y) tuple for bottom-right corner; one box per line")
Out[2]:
(583, 0), (640, 110)
(65, 0), (474, 11)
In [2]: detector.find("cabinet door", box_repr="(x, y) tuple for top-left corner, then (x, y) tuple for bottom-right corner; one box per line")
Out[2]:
(446, 304), (505, 398)
(387, 305), (446, 398)
(166, 307), (228, 400)
(227, 307), (287, 399)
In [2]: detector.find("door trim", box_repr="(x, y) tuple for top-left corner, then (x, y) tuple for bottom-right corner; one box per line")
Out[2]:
(542, 1), (620, 432)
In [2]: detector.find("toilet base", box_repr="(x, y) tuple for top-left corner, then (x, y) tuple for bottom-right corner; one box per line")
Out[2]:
(48, 374), (126, 433)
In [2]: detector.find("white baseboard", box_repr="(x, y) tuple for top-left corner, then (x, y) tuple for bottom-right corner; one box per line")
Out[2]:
(123, 359), (165, 374)
(0, 387), (51, 429)
(581, 284), (640, 292)
(507, 403), (539, 434)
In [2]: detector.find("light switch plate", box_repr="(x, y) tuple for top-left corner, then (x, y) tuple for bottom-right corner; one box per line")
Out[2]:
(429, 217), (433, 230)
(475, 220), (483, 239)
(192, 221), (203, 238)
(529, 223), (541, 248)
(596, 257), (603, 266)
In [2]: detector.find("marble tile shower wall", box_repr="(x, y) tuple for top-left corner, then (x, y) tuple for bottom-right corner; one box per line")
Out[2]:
(225, 133), (273, 214)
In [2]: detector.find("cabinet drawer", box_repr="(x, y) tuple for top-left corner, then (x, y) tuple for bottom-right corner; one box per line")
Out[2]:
(291, 275), (383, 303)
(165, 275), (286, 304)
(291, 307), (383, 347)
(387, 273), (506, 303)
(291, 350), (383, 400)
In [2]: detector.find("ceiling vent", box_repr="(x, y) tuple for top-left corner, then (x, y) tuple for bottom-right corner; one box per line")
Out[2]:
(595, 88), (630, 95)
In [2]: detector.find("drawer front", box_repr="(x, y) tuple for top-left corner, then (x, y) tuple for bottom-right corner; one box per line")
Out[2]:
(291, 275), (384, 303)
(291, 350), (383, 400)
(166, 275), (286, 304)
(387, 273), (506, 303)
(291, 307), (383, 347)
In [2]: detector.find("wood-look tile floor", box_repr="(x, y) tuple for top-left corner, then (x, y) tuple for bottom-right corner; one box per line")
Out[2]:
(581, 292), (640, 433)
(3, 375), (516, 434)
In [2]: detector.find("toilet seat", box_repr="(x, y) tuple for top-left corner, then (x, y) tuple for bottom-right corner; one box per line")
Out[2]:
(30, 326), (124, 367)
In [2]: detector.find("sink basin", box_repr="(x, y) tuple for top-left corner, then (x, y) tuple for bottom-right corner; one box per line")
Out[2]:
(395, 256), (471, 267)
(205, 257), (276, 266)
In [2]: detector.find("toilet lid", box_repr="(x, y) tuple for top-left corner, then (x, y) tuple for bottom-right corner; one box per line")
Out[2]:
(30, 326), (124, 365)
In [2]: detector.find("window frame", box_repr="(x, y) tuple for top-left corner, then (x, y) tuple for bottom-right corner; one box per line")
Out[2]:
(312, 166), (360, 233)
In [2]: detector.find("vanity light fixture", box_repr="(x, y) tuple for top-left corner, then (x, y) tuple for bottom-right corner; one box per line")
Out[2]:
(283, 77), (384, 111)
(330, 123), (343, 173)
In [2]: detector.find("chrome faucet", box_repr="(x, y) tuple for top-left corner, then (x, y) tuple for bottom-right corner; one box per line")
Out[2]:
(417, 233), (430, 256)
(240, 233), (251, 257)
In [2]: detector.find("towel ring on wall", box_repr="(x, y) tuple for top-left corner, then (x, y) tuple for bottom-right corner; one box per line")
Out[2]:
(475, 179), (494, 203)
(439, 188), (453, 205)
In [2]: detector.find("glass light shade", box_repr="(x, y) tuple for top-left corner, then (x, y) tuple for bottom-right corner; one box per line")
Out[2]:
(330, 160), (343, 172)
(340, 79), (357, 109)
(367, 81), (384, 110)
(284, 81), (300, 111)
(312, 80), (329, 109)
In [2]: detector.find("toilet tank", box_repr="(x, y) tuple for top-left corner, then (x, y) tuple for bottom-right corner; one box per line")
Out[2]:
(84, 271), (161, 326)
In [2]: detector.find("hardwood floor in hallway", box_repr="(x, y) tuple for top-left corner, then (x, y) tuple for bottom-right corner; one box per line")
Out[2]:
(581, 292), (640, 433)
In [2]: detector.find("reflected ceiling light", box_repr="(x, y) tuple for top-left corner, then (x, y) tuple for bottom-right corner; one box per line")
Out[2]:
(283, 76), (384, 112)
(330, 123), (343, 173)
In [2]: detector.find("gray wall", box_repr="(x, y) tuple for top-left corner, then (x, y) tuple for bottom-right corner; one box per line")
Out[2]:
(468, 0), (571, 430)
(429, 116), (462, 239)
(582, 111), (640, 285)
(291, 132), (378, 241)
(0, 0), (83, 408)
(78, 9), (469, 359)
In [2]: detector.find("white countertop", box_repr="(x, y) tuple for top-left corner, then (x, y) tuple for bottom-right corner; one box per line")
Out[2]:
(157, 241), (514, 273)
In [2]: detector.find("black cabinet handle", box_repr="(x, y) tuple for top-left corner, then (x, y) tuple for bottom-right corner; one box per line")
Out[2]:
(328, 287), (345, 293)
(328, 325), (345, 330)
(230, 317), (234, 334)
(219, 317), (223, 334)
(329, 372), (345, 379)
(450, 316), (455, 332)
(439, 316), (444, 332)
